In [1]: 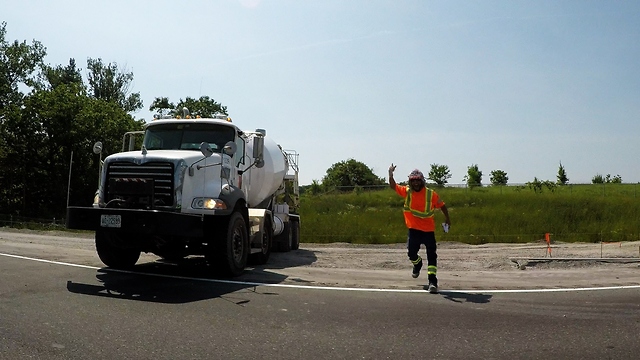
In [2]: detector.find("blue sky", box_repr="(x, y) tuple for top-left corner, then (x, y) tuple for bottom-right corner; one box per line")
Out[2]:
(3, 0), (640, 185)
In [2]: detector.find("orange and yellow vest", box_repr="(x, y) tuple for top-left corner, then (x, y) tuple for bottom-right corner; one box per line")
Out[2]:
(394, 184), (444, 232)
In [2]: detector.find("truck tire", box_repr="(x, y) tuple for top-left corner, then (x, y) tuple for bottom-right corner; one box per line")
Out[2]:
(291, 220), (300, 250)
(249, 216), (272, 265)
(210, 212), (249, 277)
(95, 230), (141, 269)
(275, 222), (292, 252)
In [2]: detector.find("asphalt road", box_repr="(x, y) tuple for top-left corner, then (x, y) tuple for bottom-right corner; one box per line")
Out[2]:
(1, 232), (639, 359)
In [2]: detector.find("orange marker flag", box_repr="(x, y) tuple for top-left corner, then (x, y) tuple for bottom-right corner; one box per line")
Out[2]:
(545, 233), (552, 256)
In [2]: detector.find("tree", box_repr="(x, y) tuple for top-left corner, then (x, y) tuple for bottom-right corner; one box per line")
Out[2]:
(610, 174), (622, 184)
(0, 21), (47, 111)
(86, 58), (142, 113)
(0, 22), (47, 214)
(427, 164), (451, 186)
(175, 96), (227, 117)
(557, 161), (569, 185)
(305, 180), (323, 195)
(322, 159), (385, 189)
(149, 97), (174, 116)
(489, 169), (508, 186)
(149, 96), (228, 118)
(527, 177), (556, 193)
(592, 173), (622, 184)
(592, 174), (604, 184)
(40, 58), (83, 90)
(463, 164), (483, 187)
(0, 26), (145, 218)
(1, 77), (143, 217)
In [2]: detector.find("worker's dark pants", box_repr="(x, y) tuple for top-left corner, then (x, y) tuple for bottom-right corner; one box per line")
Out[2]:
(407, 229), (438, 285)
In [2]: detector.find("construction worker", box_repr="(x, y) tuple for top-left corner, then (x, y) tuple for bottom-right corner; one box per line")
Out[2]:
(388, 164), (450, 294)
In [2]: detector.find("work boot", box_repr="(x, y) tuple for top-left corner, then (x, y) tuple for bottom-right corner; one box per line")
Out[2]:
(428, 283), (438, 294)
(427, 274), (438, 293)
(411, 262), (423, 278)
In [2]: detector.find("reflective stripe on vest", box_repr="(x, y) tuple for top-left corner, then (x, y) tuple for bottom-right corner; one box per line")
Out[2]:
(403, 187), (434, 219)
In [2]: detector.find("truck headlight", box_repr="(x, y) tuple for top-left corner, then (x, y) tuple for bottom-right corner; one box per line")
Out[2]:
(192, 197), (228, 210)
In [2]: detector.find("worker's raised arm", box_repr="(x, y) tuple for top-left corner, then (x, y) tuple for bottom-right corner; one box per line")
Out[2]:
(388, 163), (397, 189)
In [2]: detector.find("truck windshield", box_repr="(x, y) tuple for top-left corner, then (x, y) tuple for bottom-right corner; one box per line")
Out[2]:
(143, 123), (236, 152)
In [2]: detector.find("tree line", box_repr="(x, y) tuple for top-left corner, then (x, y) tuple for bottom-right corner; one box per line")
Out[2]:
(308, 158), (624, 195)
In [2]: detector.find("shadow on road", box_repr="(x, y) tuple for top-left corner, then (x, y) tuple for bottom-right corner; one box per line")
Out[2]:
(257, 248), (318, 269)
(66, 258), (289, 304)
(439, 290), (493, 304)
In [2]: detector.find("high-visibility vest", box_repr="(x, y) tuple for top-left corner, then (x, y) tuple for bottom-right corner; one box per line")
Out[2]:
(403, 187), (435, 219)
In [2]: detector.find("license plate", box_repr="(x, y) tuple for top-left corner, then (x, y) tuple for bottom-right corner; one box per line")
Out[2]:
(100, 214), (121, 228)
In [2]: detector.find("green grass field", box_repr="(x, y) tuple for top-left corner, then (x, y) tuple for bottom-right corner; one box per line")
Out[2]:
(299, 184), (640, 245)
(3, 183), (639, 246)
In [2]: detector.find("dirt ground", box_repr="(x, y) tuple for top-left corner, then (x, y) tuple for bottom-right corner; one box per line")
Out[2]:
(263, 240), (640, 290)
(1, 228), (639, 291)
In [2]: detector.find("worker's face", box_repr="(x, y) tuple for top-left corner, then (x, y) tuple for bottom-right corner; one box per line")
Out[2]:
(409, 179), (424, 192)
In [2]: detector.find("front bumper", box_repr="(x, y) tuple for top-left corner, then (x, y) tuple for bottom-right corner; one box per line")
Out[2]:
(66, 206), (205, 238)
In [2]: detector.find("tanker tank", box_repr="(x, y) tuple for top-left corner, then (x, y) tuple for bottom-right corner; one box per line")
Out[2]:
(244, 132), (288, 207)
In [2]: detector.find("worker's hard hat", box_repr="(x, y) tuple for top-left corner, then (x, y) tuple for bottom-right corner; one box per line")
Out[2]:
(408, 169), (424, 181)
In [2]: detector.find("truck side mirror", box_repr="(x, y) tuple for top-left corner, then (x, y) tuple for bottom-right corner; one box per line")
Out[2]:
(199, 142), (214, 158)
(93, 141), (103, 155)
(223, 141), (237, 156)
(252, 135), (264, 168)
(92, 141), (104, 189)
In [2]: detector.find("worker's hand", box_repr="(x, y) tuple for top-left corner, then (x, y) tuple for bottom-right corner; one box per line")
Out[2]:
(388, 163), (396, 174)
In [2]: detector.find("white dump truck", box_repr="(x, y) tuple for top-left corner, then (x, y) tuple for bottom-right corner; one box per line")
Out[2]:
(66, 111), (300, 276)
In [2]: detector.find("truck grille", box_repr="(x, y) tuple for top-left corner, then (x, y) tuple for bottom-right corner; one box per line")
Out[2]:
(105, 162), (174, 208)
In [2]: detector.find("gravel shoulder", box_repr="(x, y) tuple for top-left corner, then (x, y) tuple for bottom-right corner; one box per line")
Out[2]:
(1, 228), (639, 291)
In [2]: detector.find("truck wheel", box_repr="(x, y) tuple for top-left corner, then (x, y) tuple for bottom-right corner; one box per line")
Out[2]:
(95, 230), (141, 269)
(275, 222), (292, 252)
(291, 220), (300, 250)
(211, 212), (249, 277)
(249, 216), (272, 265)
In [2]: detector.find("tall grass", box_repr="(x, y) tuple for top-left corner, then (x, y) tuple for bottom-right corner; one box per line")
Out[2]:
(299, 184), (640, 245)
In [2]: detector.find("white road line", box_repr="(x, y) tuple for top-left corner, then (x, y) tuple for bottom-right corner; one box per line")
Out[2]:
(1, 253), (99, 270)
(2, 252), (639, 294)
